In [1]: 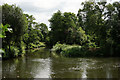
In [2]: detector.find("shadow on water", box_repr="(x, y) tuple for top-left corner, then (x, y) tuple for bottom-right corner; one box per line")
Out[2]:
(2, 48), (120, 78)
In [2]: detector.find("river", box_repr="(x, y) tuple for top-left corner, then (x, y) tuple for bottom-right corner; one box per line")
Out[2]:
(1, 48), (120, 78)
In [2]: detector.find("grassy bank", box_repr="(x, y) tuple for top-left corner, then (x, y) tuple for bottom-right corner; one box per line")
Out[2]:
(1, 42), (46, 59)
(51, 43), (111, 57)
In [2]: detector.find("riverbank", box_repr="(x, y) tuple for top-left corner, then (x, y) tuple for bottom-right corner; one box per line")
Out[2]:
(51, 43), (120, 57)
(2, 47), (45, 60)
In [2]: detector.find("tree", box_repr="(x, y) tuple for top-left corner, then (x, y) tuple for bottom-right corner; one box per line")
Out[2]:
(23, 14), (46, 49)
(49, 10), (64, 45)
(2, 4), (28, 48)
(2, 4), (28, 57)
(23, 14), (36, 49)
(35, 23), (48, 42)
(49, 10), (89, 46)
(77, 2), (108, 47)
(110, 2), (120, 56)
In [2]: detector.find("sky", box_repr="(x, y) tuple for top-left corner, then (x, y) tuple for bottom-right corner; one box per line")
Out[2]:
(0, 0), (120, 27)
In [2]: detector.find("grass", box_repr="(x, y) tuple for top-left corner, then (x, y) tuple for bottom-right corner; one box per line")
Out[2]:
(52, 42), (87, 57)
(51, 42), (105, 57)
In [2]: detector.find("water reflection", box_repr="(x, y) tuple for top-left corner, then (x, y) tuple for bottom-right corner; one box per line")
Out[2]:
(81, 59), (87, 78)
(32, 58), (51, 78)
(2, 49), (120, 78)
(50, 57), (120, 78)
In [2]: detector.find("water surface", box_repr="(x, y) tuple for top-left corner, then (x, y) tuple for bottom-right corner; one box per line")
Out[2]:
(2, 48), (120, 78)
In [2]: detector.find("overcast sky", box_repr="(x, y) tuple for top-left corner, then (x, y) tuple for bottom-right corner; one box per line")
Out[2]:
(0, 0), (120, 27)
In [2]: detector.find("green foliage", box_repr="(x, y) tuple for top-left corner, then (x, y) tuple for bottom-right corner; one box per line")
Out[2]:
(2, 4), (28, 43)
(61, 46), (85, 57)
(49, 1), (120, 57)
(28, 42), (45, 49)
(1, 4), (49, 58)
(52, 42), (68, 53)
(23, 14), (47, 50)
(87, 41), (97, 48)
(75, 27), (87, 45)
(3, 46), (19, 58)
(49, 11), (87, 45)
(1, 1), (120, 58)
(52, 43), (88, 57)
(0, 24), (9, 38)
(52, 43), (105, 57)
(2, 4), (28, 58)
(0, 49), (4, 53)
(18, 41), (26, 55)
(49, 11), (65, 45)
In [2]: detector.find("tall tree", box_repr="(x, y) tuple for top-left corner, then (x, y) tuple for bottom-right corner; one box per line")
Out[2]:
(49, 10), (64, 45)
(2, 4), (27, 50)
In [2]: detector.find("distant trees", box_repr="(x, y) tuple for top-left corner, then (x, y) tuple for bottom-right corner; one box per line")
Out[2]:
(23, 14), (42, 49)
(49, 1), (120, 56)
(23, 14), (49, 49)
(49, 11), (87, 45)
(39, 23), (49, 42)
(77, 1), (120, 56)
(1, 1), (120, 58)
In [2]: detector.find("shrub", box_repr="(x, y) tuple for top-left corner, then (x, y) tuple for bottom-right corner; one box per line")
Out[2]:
(61, 46), (85, 57)
(3, 46), (19, 58)
(52, 42), (87, 57)
(52, 43), (105, 57)
(52, 42), (68, 53)
(28, 42), (45, 49)
(87, 42), (97, 48)
(38, 42), (45, 47)
(18, 41), (26, 56)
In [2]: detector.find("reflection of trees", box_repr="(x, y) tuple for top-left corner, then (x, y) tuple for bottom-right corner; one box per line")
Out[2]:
(27, 49), (51, 59)
(85, 58), (120, 78)
(34, 58), (51, 78)
(2, 51), (120, 78)
(2, 57), (34, 78)
(50, 57), (120, 78)
(2, 49), (51, 78)
(81, 59), (87, 78)
(50, 57), (85, 78)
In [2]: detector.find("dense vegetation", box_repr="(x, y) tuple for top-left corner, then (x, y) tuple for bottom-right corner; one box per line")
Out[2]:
(0, 4), (48, 58)
(50, 1), (120, 57)
(0, 1), (120, 58)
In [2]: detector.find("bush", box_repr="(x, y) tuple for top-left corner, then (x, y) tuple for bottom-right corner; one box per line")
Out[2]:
(28, 42), (45, 49)
(52, 42), (68, 53)
(52, 42), (87, 57)
(61, 46), (85, 57)
(87, 41), (97, 48)
(18, 41), (26, 56)
(3, 46), (19, 58)
(51, 42), (105, 57)
(38, 42), (45, 47)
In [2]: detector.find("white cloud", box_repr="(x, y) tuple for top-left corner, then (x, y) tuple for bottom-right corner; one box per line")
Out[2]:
(1, 0), (120, 27)
(1, 0), (86, 27)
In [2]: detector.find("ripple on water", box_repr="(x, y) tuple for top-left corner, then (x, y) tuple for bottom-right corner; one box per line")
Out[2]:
(32, 58), (51, 63)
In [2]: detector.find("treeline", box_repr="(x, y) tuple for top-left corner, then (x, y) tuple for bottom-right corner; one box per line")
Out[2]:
(49, 1), (120, 57)
(0, 1), (120, 58)
(0, 4), (49, 58)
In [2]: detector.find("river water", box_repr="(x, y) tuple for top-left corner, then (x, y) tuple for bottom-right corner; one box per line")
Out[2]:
(1, 48), (120, 78)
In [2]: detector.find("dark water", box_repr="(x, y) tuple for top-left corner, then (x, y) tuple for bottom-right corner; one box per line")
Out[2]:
(1, 48), (120, 78)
